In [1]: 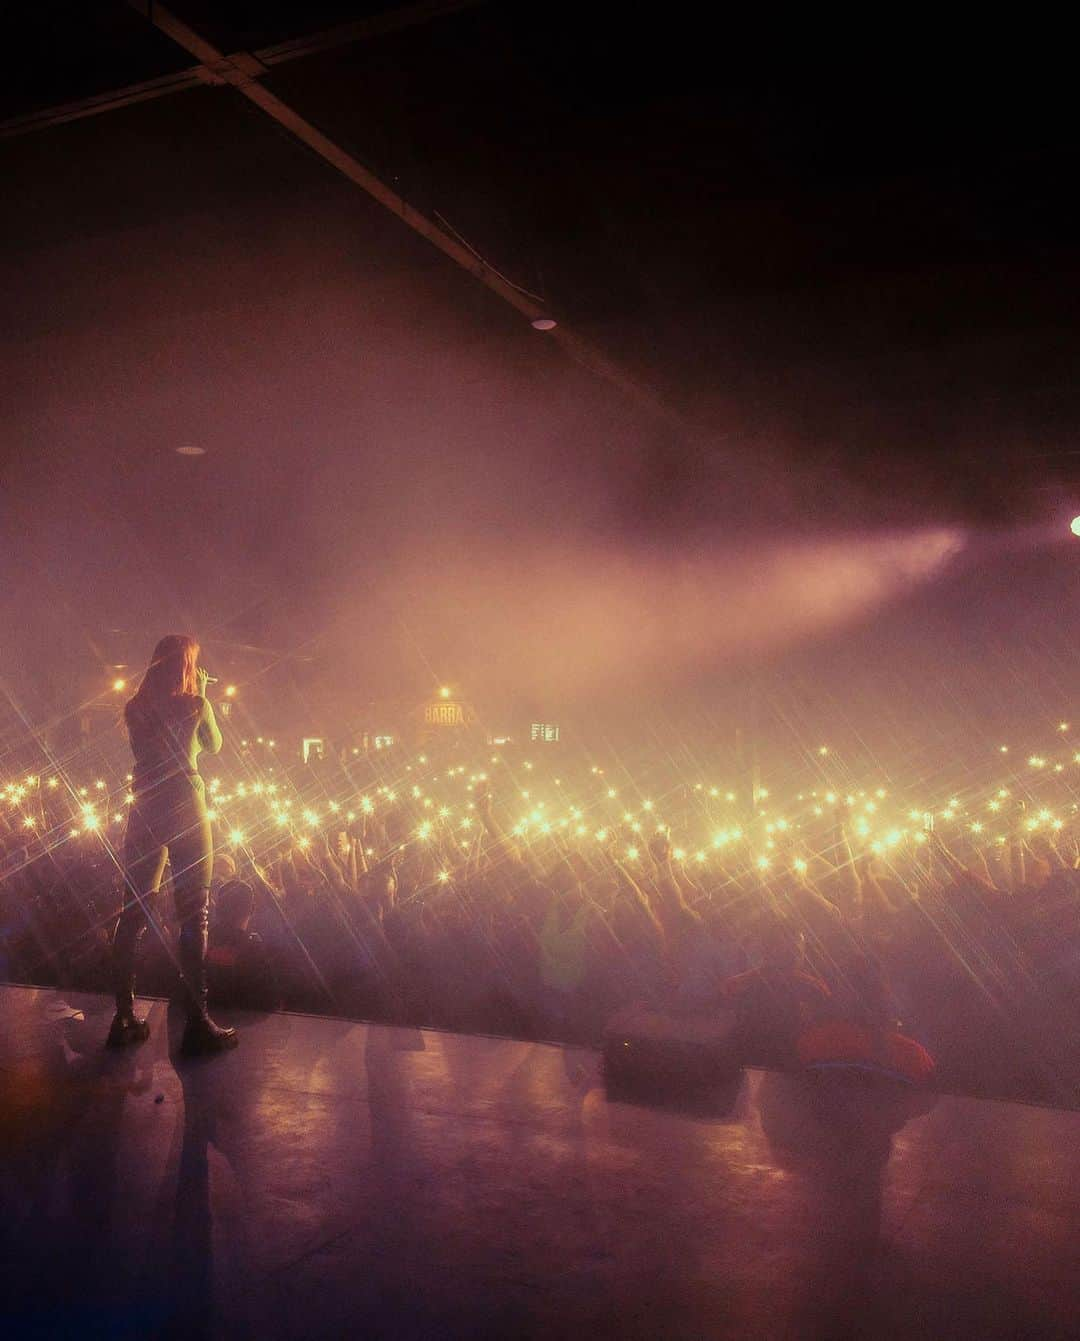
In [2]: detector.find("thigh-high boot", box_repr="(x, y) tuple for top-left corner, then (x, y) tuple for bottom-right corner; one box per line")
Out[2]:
(178, 888), (238, 1055)
(107, 901), (150, 1046)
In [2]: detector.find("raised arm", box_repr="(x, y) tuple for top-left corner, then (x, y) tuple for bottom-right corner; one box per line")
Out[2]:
(197, 696), (223, 755)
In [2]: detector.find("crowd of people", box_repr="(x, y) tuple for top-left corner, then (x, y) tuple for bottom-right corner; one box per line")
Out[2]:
(3, 727), (1080, 1104)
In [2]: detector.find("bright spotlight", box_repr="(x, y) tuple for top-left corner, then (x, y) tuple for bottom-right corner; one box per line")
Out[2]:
(439, 686), (451, 699)
(1071, 516), (1080, 537)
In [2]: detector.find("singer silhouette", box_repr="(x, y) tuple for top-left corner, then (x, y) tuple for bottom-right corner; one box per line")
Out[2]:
(108, 634), (238, 1054)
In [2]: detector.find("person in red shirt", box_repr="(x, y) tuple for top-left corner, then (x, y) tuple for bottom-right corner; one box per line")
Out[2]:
(798, 953), (935, 1086)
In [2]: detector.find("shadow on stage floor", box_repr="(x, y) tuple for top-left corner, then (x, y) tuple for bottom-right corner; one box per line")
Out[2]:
(2, 983), (1080, 1339)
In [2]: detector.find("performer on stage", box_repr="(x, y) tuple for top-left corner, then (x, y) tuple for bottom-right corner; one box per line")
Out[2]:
(107, 634), (238, 1054)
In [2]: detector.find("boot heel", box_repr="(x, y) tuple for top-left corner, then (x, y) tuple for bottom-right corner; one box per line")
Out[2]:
(107, 1013), (150, 1047)
(181, 1018), (238, 1055)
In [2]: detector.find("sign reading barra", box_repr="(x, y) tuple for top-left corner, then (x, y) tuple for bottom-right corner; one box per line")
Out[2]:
(424, 701), (464, 727)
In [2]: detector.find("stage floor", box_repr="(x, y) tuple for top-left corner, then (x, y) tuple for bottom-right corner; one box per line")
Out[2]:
(2, 985), (1080, 1339)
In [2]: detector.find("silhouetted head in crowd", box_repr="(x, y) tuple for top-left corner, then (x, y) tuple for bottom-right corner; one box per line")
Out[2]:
(213, 852), (237, 883)
(547, 859), (581, 900)
(217, 879), (255, 933)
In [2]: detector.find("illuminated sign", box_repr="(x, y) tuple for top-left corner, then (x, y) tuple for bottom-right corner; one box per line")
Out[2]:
(531, 722), (560, 743)
(374, 735), (394, 750)
(424, 701), (464, 727)
(302, 737), (325, 764)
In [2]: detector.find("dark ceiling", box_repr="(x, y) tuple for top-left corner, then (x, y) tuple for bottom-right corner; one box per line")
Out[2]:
(6, 4), (1077, 526)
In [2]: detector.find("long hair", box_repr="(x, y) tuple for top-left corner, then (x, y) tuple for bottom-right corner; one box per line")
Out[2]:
(125, 634), (200, 726)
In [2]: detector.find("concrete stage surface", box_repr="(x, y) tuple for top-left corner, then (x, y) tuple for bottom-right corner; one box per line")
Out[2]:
(2, 985), (1080, 1340)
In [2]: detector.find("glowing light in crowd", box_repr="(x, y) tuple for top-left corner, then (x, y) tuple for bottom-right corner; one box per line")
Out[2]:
(17, 698), (1080, 939)
(225, 685), (237, 698)
(112, 678), (126, 692)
